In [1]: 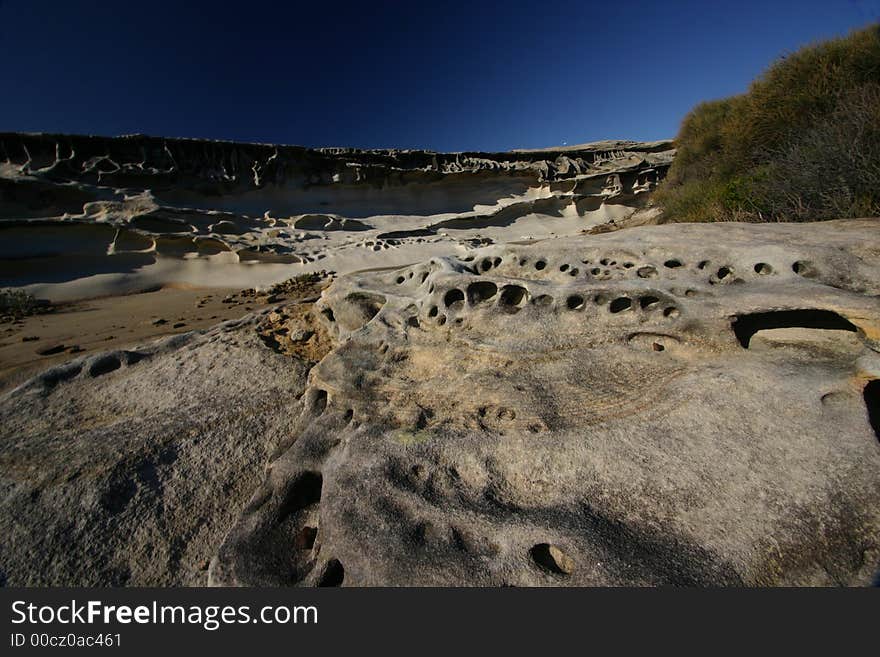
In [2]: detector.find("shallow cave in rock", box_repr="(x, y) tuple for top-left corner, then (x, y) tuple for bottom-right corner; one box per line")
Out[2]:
(731, 309), (858, 348)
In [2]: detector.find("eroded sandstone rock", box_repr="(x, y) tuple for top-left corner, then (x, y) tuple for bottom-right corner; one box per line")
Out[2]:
(210, 218), (880, 586)
(1, 219), (879, 586)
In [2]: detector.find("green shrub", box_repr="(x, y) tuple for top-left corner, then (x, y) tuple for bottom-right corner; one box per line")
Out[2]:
(657, 23), (880, 222)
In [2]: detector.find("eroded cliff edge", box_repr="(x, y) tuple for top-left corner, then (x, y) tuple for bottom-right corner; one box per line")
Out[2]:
(0, 133), (673, 299)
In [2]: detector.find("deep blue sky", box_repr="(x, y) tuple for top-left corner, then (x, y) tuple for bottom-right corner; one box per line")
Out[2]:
(1, 1), (878, 151)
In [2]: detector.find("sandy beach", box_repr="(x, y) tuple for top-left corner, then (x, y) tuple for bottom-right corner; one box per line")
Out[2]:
(0, 285), (280, 394)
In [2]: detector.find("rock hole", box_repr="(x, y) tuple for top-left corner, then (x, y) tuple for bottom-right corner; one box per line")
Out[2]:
(535, 260), (546, 271)
(566, 295), (585, 310)
(717, 266), (732, 280)
(41, 363), (82, 389)
(754, 263), (772, 275)
(481, 258), (492, 272)
(396, 276), (405, 284)
(437, 315), (447, 326)
(639, 295), (660, 309)
(428, 306), (439, 318)
(559, 264), (569, 272)
(569, 268), (579, 276)
(467, 281), (498, 305)
(652, 342), (665, 352)
(609, 297), (632, 313)
(664, 259), (683, 268)
(318, 559), (344, 587)
(407, 316), (420, 328)
(864, 380), (879, 442)
(663, 307), (680, 318)
(533, 294), (554, 306)
(731, 309), (858, 348)
(321, 308), (335, 322)
(279, 471), (323, 519)
(499, 285), (528, 309)
(697, 260), (710, 270)
(792, 260), (815, 277)
(89, 354), (122, 378)
(591, 267), (601, 275)
(444, 289), (465, 308)
(124, 351), (147, 366)
(637, 266), (657, 279)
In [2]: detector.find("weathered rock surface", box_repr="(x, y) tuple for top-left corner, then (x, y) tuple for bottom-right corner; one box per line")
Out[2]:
(2, 218), (878, 586)
(0, 298), (326, 585)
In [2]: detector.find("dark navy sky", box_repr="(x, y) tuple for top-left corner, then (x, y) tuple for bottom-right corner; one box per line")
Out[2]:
(1, 1), (879, 151)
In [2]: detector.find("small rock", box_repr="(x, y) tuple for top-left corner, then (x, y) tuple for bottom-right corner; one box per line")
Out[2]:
(151, 318), (167, 326)
(289, 328), (314, 342)
(172, 322), (186, 329)
(21, 335), (39, 342)
(530, 543), (575, 575)
(35, 343), (66, 356)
